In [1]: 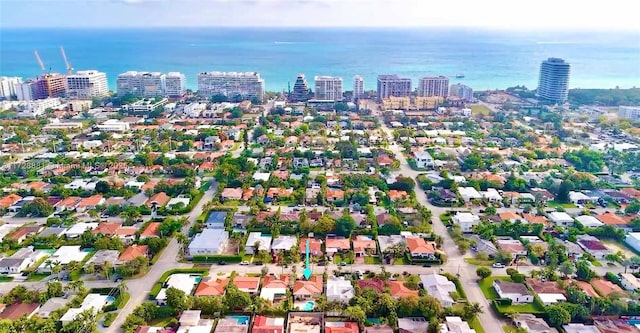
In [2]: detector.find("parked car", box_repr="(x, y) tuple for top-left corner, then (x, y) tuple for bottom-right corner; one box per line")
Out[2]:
(422, 263), (432, 267)
(339, 262), (347, 267)
(240, 261), (250, 266)
(218, 261), (227, 265)
(254, 261), (263, 266)
(492, 263), (505, 268)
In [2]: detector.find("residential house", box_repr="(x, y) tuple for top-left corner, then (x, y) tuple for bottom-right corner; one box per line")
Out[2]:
(326, 189), (345, 203)
(0, 247), (47, 274)
(325, 238), (351, 257)
(458, 187), (482, 202)
(54, 196), (82, 212)
(260, 274), (290, 303)
(619, 273), (640, 292)
(0, 303), (40, 320)
(525, 278), (567, 305)
(326, 276), (355, 303)
(595, 212), (628, 227)
(76, 194), (105, 212)
(221, 188), (243, 201)
(388, 190), (409, 201)
(85, 250), (120, 270)
(140, 222), (161, 239)
(245, 232), (273, 255)
(287, 313), (322, 333)
(233, 276), (261, 295)
(452, 212), (480, 232)
(496, 238), (527, 257)
(325, 322), (359, 333)
(377, 235), (404, 253)
(467, 234), (498, 257)
(6, 225), (42, 244)
(576, 235), (610, 259)
(352, 235), (376, 259)
(60, 294), (109, 324)
(398, 317), (429, 333)
(116, 244), (148, 265)
(593, 318), (639, 333)
(194, 278), (229, 296)
(37, 298), (68, 319)
(38, 246), (89, 272)
(575, 215), (604, 228)
(388, 280), (419, 298)
(363, 325), (394, 333)
(0, 193), (22, 209)
(499, 212), (522, 223)
(441, 317), (476, 333)
(271, 235), (298, 252)
(590, 278), (626, 297)
(206, 211), (227, 229)
(512, 314), (557, 333)
(405, 237), (436, 259)
(420, 273), (456, 307)
(188, 229), (229, 256)
(299, 238), (322, 257)
(562, 324), (600, 333)
(493, 280), (534, 303)
(562, 240), (585, 259)
(293, 275), (323, 301)
(414, 151), (435, 169)
(253, 316), (285, 333)
(146, 192), (170, 208)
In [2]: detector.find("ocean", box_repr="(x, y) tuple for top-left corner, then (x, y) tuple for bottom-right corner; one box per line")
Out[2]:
(0, 27), (639, 92)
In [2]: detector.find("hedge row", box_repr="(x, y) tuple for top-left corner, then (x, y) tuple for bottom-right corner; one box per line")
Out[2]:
(104, 292), (130, 312)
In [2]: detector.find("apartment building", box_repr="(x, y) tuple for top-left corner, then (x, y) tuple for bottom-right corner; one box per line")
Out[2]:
(377, 74), (412, 101)
(66, 70), (109, 99)
(198, 71), (264, 101)
(418, 76), (449, 97)
(314, 76), (343, 101)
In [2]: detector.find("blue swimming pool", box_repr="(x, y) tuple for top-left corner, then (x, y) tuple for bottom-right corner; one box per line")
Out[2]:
(628, 320), (640, 326)
(302, 301), (315, 311)
(106, 296), (116, 303)
(229, 315), (250, 325)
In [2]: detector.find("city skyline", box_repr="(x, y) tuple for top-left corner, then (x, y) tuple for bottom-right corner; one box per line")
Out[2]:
(1, 0), (639, 31)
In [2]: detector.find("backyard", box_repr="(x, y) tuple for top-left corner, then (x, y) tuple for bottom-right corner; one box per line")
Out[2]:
(478, 276), (545, 314)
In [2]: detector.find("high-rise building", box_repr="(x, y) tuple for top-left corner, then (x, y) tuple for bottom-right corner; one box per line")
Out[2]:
(117, 71), (143, 96)
(66, 70), (109, 99)
(117, 71), (170, 98)
(450, 83), (473, 101)
(197, 71), (264, 102)
(418, 76), (450, 97)
(0, 77), (23, 99)
(377, 75), (412, 101)
(33, 74), (67, 99)
(353, 75), (364, 101)
(618, 106), (640, 120)
(140, 72), (166, 98)
(165, 72), (186, 97)
(537, 58), (570, 103)
(15, 81), (36, 101)
(314, 76), (343, 101)
(290, 73), (311, 102)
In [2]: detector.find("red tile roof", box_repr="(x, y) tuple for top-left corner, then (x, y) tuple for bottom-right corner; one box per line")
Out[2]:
(595, 212), (628, 226)
(388, 281), (419, 298)
(0, 303), (39, 320)
(118, 245), (148, 262)
(194, 278), (228, 296)
(357, 278), (386, 293)
(0, 194), (22, 209)
(146, 192), (170, 207)
(252, 315), (285, 333)
(406, 237), (436, 255)
(140, 222), (161, 237)
(293, 276), (323, 296)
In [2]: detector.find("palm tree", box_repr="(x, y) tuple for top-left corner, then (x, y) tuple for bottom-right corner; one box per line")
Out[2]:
(117, 282), (128, 296)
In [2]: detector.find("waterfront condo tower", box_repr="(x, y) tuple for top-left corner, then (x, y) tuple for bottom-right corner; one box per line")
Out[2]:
(197, 71), (265, 102)
(33, 73), (66, 99)
(537, 58), (570, 103)
(449, 83), (473, 102)
(290, 73), (311, 102)
(314, 76), (343, 101)
(165, 72), (186, 98)
(117, 71), (168, 98)
(418, 76), (450, 98)
(0, 77), (23, 99)
(353, 75), (364, 101)
(66, 70), (109, 99)
(377, 74), (412, 102)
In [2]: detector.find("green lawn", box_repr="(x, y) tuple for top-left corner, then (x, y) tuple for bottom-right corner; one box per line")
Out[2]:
(479, 277), (545, 314)
(464, 258), (494, 266)
(0, 276), (13, 282)
(26, 273), (50, 282)
(503, 325), (519, 333)
(470, 105), (492, 116)
(332, 254), (353, 264)
(393, 257), (409, 265)
(547, 201), (576, 208)
(496, 302), (545, 314)
(478, 277), (502, 299)
(364, 256), (381, 264)
(590, 260), (602, 267)
(470, 317), (485, 333)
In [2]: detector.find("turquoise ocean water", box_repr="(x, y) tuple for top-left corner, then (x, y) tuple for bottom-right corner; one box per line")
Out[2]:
(0, 28), (639, 92)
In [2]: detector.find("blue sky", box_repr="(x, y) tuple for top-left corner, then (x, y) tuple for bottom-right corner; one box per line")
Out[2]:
(1, 0), (639, 31)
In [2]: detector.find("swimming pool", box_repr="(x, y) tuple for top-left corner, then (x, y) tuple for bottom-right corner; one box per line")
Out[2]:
(192, 275), (202, 283)
(106, 296), (116, 303)
(229, 315), (250, 325)
(302, 301), (315, 311)
(628, 319), (640, 326)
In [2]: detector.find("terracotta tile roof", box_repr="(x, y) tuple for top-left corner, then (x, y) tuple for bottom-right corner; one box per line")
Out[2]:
(406, 237), (436, 255)
(77, 194), (104, 208)
(118, 245), (148, 262)
(0, 303), (39, 320)
(388, 281), (419, 298)
(595, 212), (628, 225)
(326, 189), (345, 200)
(522, 213), (550, 226)
(93, 222), (123, 235)
(221, 188), (243, 200)
(199, 161), (215, 171)
(352, 236), (376, 253)
(115, 227), (138, 236)
(377, 155), (394, 165)
(252, 315), (285, 333)
(0, 193), (22, 209)
(299, 238), (322, 255)
(566, 279), (599, 298)
(357, 278), (386, 293)
(232, 276), (261, 290)
(140, 222), (161, 237)
(194, 278), (228, 296)
(326, 322), (359, 333)
(325, 238), (351, 250)
(388, 190), (409, 200)
(593, 318), (639, 333)
(590, 278), (625, 297)
(293, 276), (323, 296)
(620, 187), (640, 200)
(141, 181), (157, 191)
(7, 226), (41, 241)
(272, 170), (289, 180)
(262, 274), (290, 289)
(146, 192), (170, 207)
(525, 278), (566, 295)
(266, 188), (293, 198)
(499, 212), (521, 221)
(242, 188), (255, 201)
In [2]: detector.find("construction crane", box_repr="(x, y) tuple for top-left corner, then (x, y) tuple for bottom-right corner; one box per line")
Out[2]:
(34, 50), (45, 72)
(60, 46), (73, 75)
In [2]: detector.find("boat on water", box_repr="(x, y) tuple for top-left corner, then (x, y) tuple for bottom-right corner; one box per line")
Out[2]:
(455, 73), (465, 78)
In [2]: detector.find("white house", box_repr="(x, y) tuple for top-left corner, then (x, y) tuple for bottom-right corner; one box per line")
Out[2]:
(64, 222), (99, 238)
(38, 246), (89, 272)
(270, 235), (297, 252)
(420, 273), (456, 307)
(60, 293), (109, 324)
(414, 151), (435, 169)
(452, 212), (480, 233)
(326, 276), (355, 303)
(569, 191), (596, 205)
(619, 273), (640, 292)
(441, 317), (476, 333)
(481, 188), (503, 202)
(493, 280), (534, 303)
(188, 229), (229, 256)
(548, 212), (574, 227)
(575, 215), (604, 228)
(458, 187), (481, 202)
(0, 246), (48, 274)
(563, 324), (600, 333)
(625, 232), (640, 253)
(245, 232), (273, 255)
(96, 119), (130, 132)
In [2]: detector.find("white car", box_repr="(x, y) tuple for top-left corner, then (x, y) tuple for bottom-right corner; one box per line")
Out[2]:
(240, 261), (250, 266)
(492, 263), (505, 268)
